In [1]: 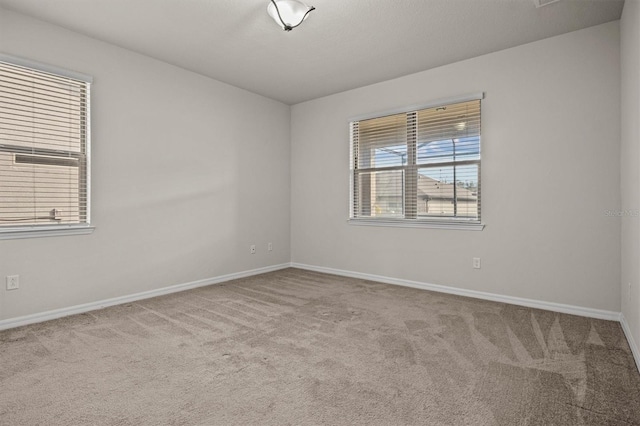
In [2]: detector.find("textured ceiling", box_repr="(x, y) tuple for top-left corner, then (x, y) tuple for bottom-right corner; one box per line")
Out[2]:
(0, 0), (624, 105)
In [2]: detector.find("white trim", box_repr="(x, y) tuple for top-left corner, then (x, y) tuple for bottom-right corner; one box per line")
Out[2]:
(348, 92), (485, 122)
(0, 55), (93, 237)
(620, 313), (640, 374)
(0, 263), (290, 331)
(348, 218), (484, 231)
(1, 261), (628, 344)
(0, 225), (95, 240)
(291, 263), (621, 321)
(85, 80), (92, 225)
(0, 52), (93, 83)
(348, 93), (484, 228)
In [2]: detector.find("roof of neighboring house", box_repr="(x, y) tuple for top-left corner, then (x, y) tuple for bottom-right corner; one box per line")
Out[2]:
(418, 175), (477, 202)
(373, 173), (477, 202)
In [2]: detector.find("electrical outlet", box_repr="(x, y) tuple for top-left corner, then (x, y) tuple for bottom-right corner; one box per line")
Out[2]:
(250, 245), (256, 254)
(473, 258), (481, 269)
(6, 275), (19, 290)
(268, 242), (273, 251)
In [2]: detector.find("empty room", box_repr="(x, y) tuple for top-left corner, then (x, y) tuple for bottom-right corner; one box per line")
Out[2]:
(1, 0), (639, 424)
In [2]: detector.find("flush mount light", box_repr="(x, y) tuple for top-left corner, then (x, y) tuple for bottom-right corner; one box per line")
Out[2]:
(267, 0), (315, 31)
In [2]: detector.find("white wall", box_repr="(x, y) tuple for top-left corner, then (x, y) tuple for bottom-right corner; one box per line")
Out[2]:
(621, 0), (640, 356)
(0, 8), (291, 321)
(291, 22), (621, 311)
(0, 9), (625, 324)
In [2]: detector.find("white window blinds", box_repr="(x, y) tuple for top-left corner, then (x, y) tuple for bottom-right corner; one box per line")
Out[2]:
(0, 57), (91, 231)
(350, 97), (481, 225)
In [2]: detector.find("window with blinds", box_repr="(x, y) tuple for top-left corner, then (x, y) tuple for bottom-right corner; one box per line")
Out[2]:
(0, 56), (91, 235)
(350, 96), (482, 227)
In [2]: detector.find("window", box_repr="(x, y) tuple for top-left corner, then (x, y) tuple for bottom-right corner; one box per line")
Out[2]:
(0, 55), (93, 239)
(349, 95), (483, 229)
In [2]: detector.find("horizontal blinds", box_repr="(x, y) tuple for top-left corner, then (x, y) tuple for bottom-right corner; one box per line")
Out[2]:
(417, 99), (480, 164)
(351, 98), (481, 222)
(353, 113), (407, 218)
(357, 113), (407, 169)
(416, 99), (481, 220)
(0, 60), (89, 226)
(416, 100), (481, 144)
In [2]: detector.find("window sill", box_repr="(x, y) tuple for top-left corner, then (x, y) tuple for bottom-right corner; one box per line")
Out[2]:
(0, 224), (95, 240)
(348, 218), (484, 231)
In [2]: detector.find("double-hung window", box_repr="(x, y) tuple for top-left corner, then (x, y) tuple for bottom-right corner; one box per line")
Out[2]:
(0, 55), (93, 239)
(350, 95), (483, 229)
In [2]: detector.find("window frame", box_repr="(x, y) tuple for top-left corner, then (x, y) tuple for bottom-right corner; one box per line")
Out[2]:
(0, 53), (94, 240)
(348, 93), (485, 231)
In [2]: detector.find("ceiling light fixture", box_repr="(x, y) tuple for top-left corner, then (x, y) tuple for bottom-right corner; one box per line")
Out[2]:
(267, 0), (315, 32)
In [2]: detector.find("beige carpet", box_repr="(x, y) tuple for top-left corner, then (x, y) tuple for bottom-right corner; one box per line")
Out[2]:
(1, 268), (639, 425)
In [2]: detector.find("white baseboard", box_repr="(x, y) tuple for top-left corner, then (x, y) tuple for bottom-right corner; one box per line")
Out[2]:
(0, 263), (290, 331)
(0, 261), (626, 337)
(620, 313), (640, 373)
(291, 262), (621, 321)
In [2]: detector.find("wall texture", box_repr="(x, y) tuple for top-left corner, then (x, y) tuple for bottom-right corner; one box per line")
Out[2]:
(0, 10), (625, 324)
(0, 8), (291, 321)
(291, 22), (621, 312)
(621, 0), (640, 358)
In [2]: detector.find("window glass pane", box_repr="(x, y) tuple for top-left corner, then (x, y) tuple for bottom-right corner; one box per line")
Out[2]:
(356, 170), (404, 218)
(417, 136), (480, 165)
(350, 97), (481, 224)
(417, 164), (478, 219)
(373, 144), (407, 167)
(453, 164), (479, 218)
(417, 166), (455, 217)
(417, 100), (480, 144)
(0, 66), (85, 153)
(0, 60), (89, 228)
(0, 153), (82, 225)
(417, 139), (454, 164)
(454, 136), (480, 162)
(357, 113), (407, 169)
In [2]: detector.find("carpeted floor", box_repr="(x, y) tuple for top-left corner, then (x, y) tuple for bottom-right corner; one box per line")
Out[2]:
(1, 268), (639, 425)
